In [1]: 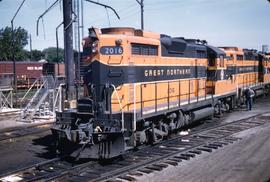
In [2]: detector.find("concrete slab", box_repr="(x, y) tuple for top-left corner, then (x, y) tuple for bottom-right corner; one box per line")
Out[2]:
(0, 113), (54, 132)
(134, 96), (270, 182)
(0, 108), (20, 114)
(135, 122), (270, 182)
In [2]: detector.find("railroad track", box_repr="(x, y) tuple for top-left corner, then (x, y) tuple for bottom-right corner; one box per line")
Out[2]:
(83, 114), (269, 182)
(0, 113), (268, 182)
(0, 123), (52, 142)
(0, 156), (98, 182)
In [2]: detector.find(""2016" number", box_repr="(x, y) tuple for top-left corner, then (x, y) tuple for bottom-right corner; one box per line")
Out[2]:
(100, 46), (123, 55)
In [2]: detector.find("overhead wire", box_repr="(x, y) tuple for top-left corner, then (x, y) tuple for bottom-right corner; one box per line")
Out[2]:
(105, 7), (111, 27)
(36, 0), (60, 36)
(42, 18), (46, 39)
(85, 2), (138, 25)
(86, 1), (207, 27)
(145, 0), (219, 11)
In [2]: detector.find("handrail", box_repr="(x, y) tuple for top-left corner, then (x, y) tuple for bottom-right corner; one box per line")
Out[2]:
(110, 84), (124, 132)
(20, 78), (39, 102)
(20, 78), (40, 107)
(25, 80), (47, 109)
(20, 80), (47, 119)
(30, 90), (49, 119)
(53, 83), (64, 114)
(133, 83), (136, 132)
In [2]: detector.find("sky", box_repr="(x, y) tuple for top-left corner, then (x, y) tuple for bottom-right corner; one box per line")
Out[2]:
(0, 0), (270, 51)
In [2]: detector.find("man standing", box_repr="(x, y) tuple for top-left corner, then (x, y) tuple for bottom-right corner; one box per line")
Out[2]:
(245, 88), (255, 111)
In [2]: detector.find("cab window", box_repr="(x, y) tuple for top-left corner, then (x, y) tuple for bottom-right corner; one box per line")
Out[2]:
(237, 55), (243, 60)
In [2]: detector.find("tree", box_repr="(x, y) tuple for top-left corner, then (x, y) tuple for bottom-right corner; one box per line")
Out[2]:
(31, 49), (44, 61)
(43, 47), (64, 63)
(0, 26), (28, 61)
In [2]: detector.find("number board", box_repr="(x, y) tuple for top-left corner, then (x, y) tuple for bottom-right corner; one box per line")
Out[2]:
(100, 46), (123, 55)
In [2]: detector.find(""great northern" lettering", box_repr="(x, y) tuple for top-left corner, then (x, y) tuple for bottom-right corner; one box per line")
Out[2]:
(144, 68), (191, 77)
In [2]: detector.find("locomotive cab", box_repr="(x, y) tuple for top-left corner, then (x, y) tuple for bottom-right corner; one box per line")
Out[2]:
(52, 28), (131, 159)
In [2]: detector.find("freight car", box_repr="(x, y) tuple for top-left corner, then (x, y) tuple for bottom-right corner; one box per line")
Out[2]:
(51, 27), (270, 159)
(0, 62), (65, 89)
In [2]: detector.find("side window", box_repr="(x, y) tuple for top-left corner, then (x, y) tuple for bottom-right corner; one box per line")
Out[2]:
(197, 50), (206, 59)
(208, 56), (215, 66)
(220, 55), (224, 67)
(131, 43), (158, 56)
(237, 55), (243, 60)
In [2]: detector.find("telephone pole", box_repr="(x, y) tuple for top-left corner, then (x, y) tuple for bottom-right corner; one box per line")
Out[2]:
(63, 0), (75, 100)
(136, 0), (144, 30)
(29, 33), (32, 60)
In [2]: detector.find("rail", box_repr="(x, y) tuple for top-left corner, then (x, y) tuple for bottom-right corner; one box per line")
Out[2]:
(20, 75), (56, 121)
(140, 78), (208, 117)
(53, 83), (64, 114)
(19, 78), (41, 107)
(133, 83), (136, 132)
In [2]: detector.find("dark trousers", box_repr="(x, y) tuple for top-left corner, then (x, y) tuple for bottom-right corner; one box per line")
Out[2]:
(246, 98), (253, 111)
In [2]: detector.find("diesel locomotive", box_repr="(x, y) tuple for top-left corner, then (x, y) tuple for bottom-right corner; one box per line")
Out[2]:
(51, 27), (270, 159)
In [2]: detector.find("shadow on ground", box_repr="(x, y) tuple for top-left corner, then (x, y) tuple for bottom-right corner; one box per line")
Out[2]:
(32, 134), (56, 159)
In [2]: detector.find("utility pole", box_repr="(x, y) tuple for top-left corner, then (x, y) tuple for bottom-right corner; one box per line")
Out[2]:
(63, 0), (75, 101)
(81, 0), (84, 38)
(11, 0), (26, 106)
(74, 0), (81, 100)
(29, 33), (32, 61)
(56, 22), (63, 76)
(136, 0), (144, 30)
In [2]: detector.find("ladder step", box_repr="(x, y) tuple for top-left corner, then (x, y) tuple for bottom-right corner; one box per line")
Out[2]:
(124, 137), (130, 141)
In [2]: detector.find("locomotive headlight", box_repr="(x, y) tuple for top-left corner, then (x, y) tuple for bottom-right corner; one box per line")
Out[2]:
(92, 41), (98, 53)
(115, 39), (122, 45)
